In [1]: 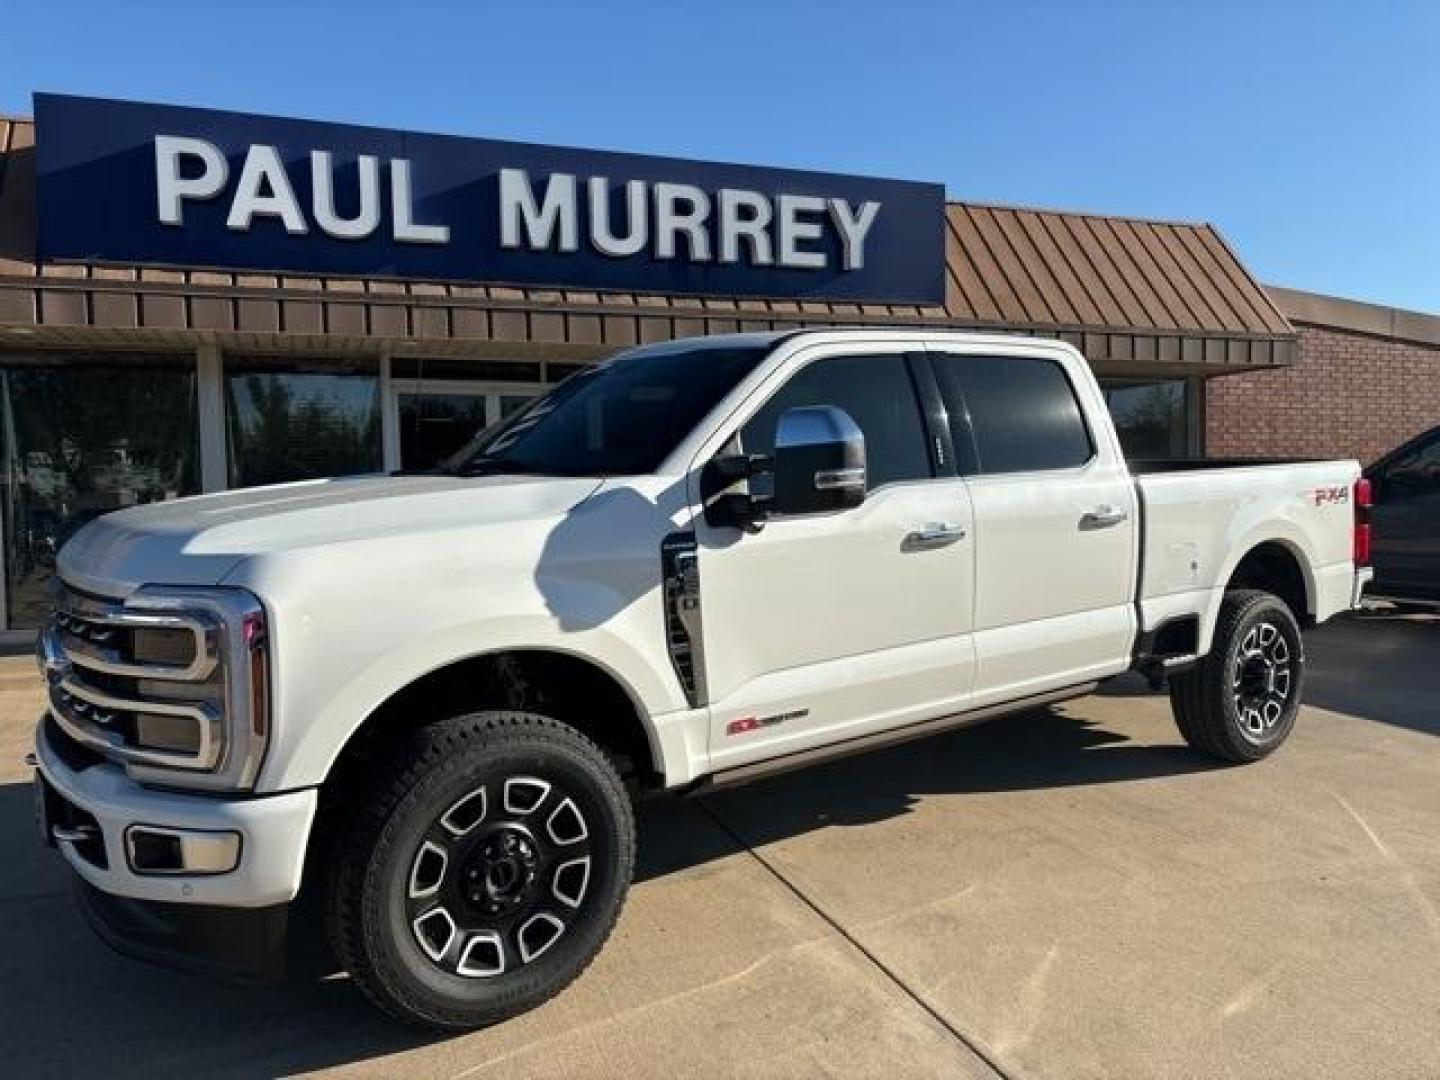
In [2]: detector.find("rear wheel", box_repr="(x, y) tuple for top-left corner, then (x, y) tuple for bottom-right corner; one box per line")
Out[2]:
(327, 711), (634, 1030)
(1169, 589), (1304, 762)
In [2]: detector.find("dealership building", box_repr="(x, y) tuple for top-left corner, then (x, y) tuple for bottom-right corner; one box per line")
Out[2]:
(0, 96), (1436, 641)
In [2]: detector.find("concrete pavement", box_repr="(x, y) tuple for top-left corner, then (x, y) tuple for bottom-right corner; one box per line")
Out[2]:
(1, 612), (1436, 1078)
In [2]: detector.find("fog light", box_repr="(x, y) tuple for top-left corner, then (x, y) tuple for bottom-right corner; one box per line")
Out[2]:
(124, 826), (240, 875)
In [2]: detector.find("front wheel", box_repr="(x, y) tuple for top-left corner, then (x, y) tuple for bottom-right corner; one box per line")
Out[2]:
(1169, 589), (1305, 763)
(327, 711), (635, 1030)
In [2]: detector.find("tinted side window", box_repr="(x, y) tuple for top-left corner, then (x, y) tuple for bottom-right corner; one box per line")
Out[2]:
(740, 355), (931, 490)
(932, 355), (1092, 474)
(1382, 432), (1440, 501)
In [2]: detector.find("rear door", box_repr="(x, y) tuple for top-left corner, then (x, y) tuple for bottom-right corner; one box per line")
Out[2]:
(1370, 428), (1440, 601)
(928, 347), (1138, 704)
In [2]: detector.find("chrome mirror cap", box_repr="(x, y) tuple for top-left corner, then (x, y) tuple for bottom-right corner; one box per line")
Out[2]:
(772, 405), (867, 516)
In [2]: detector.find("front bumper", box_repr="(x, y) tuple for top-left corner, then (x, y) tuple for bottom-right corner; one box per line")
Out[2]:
(73, 878), (291, 982)
(34, 716), (317, 909)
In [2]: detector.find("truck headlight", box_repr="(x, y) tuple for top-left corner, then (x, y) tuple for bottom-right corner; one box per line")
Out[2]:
(40, 584), (272, 792)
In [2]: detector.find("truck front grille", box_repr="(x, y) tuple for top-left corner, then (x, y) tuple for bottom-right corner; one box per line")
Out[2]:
(41, 585), (225, 773)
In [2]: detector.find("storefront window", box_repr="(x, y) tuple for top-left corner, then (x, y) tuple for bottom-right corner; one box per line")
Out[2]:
(225, 358), (382, 488)
(399, 393), (491, 471)
(1, 356), (199, 630)
(1101, 379), (1192, 460)
(393, 357), (546, 471)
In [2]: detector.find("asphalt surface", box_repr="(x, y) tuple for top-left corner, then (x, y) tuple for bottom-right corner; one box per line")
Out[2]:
(1, 610), (1436, 1079)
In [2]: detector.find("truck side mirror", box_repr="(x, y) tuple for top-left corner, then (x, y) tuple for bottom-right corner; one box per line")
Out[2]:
(771, 406), (867, 516)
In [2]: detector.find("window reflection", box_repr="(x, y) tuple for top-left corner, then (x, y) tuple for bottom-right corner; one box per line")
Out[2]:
(399, 393), (490, 471)
(1, 359), (199, 629)
(225, 358), (381, 488)
(1101, 379), (1191, 459)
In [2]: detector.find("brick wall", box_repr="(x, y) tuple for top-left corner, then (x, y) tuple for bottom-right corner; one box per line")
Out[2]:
(1206, 323), (1440, 464)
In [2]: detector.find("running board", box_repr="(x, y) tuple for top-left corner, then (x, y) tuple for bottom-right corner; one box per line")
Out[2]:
(694, 682), (1099, 793)
(1364, 594), (1440, 610)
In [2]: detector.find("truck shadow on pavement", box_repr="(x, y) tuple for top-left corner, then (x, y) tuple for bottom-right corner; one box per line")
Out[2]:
(1302, 612), (1440, 737)
(662, 700), (1215, 876)
(0, 704), (1215, 1078)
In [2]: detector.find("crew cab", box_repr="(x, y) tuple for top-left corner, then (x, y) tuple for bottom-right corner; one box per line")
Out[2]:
(32, 329), (1372, 1030)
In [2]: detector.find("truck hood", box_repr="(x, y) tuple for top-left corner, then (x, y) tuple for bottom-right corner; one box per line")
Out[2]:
(57, 473), (605, 597)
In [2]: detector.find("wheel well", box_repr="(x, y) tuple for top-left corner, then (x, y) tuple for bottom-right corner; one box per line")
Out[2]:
(1227, 542), (1311, 627)
(289, 651), (658, 971)
(323, 651), (660, 798)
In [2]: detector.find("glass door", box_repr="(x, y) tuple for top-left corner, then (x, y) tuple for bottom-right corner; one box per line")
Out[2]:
(392, 379), (544, 471)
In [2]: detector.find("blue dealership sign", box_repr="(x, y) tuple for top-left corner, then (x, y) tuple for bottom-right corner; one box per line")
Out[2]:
(34, 94), (945, 304)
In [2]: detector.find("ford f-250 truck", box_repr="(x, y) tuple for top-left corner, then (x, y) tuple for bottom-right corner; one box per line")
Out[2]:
(32, 329), (1372, 1030)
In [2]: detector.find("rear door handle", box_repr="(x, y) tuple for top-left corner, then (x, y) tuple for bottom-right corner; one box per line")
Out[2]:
(903, 522), (966, 551)
(1079, 505), (1129, 530)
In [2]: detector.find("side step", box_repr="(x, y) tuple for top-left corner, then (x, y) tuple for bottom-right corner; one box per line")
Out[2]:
(693, 682), (1099, 793)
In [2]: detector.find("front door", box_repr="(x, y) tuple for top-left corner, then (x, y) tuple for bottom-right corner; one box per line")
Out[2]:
(693, 346), (977, 771)
(1370, 428), (1440, 601)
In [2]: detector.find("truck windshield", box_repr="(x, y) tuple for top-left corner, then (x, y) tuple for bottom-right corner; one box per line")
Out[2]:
(444, 342), (770, 477)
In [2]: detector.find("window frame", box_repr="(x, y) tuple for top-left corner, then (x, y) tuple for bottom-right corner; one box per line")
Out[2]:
(703, 344), (942, 506)
(923, 350), (1098, 478)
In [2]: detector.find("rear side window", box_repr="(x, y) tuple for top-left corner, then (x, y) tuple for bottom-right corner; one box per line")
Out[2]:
(1381, 430), (1440, 501)
(739, 354), (931, 490)
(932, 354), (1092, 474)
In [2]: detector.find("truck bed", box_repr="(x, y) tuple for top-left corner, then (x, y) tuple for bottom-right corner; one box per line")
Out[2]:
(1133, 457), (1362, 650)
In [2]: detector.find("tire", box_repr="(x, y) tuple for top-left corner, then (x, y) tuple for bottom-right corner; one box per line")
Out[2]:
(326, 711), (635, 1030)
(1168, 589), (1304, 763)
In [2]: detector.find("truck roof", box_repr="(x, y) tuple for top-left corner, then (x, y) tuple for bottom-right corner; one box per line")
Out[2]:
(659, 327), (1058, 351)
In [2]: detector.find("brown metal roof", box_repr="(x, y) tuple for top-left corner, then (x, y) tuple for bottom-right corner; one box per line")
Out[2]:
(941, 201), (1291, 337)
(0, 116), (1293, 370)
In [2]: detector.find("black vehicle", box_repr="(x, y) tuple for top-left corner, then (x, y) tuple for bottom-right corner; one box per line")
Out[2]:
(1365, 423), (1440, 605)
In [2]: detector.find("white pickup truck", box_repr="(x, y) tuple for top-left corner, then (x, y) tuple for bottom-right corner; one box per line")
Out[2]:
(33, 329), (1371, 1029)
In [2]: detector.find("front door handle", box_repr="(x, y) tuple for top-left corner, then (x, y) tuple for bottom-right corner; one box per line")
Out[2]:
(903, 522), (966, 551)
(1080, 505), (1129, 530)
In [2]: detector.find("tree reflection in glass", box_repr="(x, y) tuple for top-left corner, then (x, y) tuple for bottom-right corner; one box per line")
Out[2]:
(225, 364), (382, 488)
(1, 361), (199, 629)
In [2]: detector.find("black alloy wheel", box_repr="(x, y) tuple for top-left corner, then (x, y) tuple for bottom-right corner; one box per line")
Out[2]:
(1169, 589), (1305, 763)
(404, 773), (595, 978)
(327, 711), (634, 1030)
(1230, 618), (1295, 743)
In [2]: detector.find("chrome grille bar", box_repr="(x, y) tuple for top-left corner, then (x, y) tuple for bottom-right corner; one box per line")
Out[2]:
(49, 675), (222, 771)
(54, 592), (219, 682)
(40, 582), (270, 790)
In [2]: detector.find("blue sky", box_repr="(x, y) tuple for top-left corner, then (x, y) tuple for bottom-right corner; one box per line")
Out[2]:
(4, 0), (1437, 311)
